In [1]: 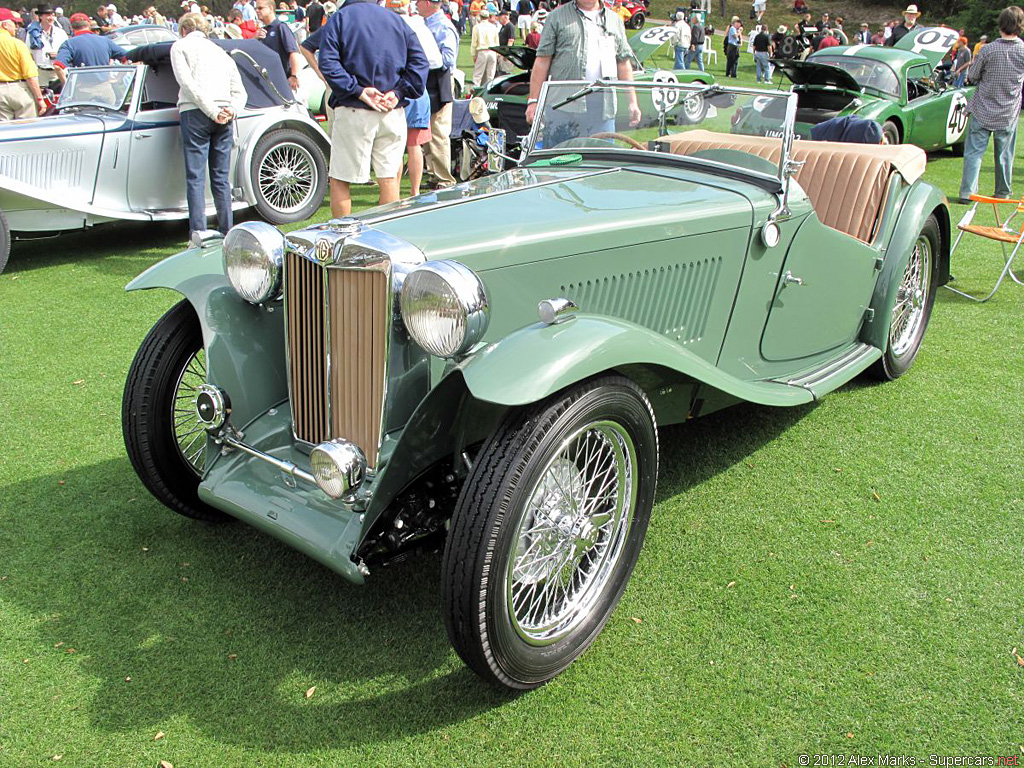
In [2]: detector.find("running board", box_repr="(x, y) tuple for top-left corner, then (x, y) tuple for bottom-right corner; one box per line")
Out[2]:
(768, 343), (881, 400)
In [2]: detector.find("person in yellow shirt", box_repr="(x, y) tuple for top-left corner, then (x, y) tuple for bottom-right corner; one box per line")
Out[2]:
(973, 34), (987, 57)
(612, 0), (631, 25)
(0, 8), (46, 120)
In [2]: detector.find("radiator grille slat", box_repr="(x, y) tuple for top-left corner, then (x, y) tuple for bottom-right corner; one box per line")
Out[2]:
(286, 252), (387, 468)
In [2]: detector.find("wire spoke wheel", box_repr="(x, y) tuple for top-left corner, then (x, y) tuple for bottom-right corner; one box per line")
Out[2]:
(171, 347), (207, 476)
(506, 421), (636, 645)
(889, 231), (932, 359)
(257, 141), (316, 214)
(443, 375), (658, 689)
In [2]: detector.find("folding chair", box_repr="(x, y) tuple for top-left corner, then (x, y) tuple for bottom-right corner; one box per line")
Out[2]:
(945, 194), (1024, 302)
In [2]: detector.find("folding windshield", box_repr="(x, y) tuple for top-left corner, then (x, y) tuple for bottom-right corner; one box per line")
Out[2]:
(58, 67), (135, 111)
(811, 56), (901, 97)
(525, 81), (797, 183)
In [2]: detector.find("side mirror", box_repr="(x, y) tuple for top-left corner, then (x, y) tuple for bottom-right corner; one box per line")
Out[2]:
(487, 128), (506, 174)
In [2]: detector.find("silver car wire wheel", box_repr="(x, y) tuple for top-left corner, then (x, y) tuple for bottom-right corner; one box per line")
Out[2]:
(889, 232), (932, 359)
(257, 141), (316, 214)
(171, 347), (207, 476)
(504, 420), (638, 646)
(681, 91), (704, 122)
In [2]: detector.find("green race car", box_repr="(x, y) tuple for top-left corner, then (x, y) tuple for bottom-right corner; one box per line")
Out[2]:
(478, 25), (716, 141)
(758, 27), (973, 151)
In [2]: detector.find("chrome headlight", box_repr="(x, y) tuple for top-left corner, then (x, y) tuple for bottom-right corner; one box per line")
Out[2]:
(400, 260), (489, 358)
(223, 221), (285, 304)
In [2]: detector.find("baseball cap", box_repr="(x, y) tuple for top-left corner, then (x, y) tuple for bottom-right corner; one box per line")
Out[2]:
(0, 7), (22, 21)
(106, 3), (116, 10)
(385, 0), (407, 9)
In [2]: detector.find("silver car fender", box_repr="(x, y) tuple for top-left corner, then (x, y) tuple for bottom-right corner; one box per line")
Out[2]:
(232, 107), (330, 207)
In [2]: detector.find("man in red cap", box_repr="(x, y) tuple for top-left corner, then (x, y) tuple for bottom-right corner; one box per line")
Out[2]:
(53, 12), (126, 83)
(0, 8), (46, 119)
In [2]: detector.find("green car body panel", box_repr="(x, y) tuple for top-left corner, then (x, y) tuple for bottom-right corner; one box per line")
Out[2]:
(763, 29), (974, 151)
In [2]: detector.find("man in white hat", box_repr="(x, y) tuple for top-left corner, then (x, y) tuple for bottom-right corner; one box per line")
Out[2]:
(105, 3), (126, 27)
(181, 0), (202, 15)
(887, 4), (920, 46)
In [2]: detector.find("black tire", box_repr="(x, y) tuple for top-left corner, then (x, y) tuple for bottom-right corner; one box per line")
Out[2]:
(0, 209), (9, 275)
(250, 128), (328, 225)
(122, 300), (228, 522)
(629, 11), (645, 29)
(442, 375), (659, 689)
(950, 140), (965, 157)
(881, 120), (900, 145)
(869, 214), (940, 380)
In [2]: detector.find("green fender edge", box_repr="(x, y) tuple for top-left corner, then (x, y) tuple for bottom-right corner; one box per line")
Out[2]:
(458, 313), (814, 409)
(126, 246), (289, 432)
(861, 180), (950, 351)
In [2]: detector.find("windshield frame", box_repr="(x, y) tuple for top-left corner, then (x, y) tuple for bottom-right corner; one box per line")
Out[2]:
(809, 55), (902, 99)
(522, 79), (799, 186)
(58, 64), (138, 113)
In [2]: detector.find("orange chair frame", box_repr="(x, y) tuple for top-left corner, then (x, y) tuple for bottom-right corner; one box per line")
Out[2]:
(946, 194), (1024, 302)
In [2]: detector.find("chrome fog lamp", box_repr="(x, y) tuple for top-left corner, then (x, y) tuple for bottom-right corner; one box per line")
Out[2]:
(400, 260), (489, 358)
(223, 221), (285, 304)
(310, 439), (367, 500)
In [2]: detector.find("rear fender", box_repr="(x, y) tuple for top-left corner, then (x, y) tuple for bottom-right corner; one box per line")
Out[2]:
(459, 314), (813, 408)
(126, 247), (288, 429)
(235, 112), (330, 205)
(861, 181), (949, 350)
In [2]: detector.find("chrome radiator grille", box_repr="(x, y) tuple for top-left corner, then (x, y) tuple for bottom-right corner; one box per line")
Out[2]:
(285, 252), (389, 467)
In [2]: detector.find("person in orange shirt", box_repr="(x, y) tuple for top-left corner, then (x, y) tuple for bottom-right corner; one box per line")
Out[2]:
(0, 8), (46, 120)
(468, 0), (484, 32)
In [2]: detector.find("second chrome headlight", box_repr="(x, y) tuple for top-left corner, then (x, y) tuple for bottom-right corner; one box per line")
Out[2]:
(400, 260), (489, 358)
(223, 221), (285, 304)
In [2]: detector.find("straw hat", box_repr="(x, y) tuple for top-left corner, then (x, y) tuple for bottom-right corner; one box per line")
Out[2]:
(903, 4), (920, 16)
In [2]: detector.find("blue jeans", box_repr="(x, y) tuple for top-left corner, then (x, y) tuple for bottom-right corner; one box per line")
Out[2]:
(674, 45), (685, 70)
(180, 107), (233, 236)
(684, 44), (704, 71)
(959, 119), (1017, 200)
(754, 51), (771, 82)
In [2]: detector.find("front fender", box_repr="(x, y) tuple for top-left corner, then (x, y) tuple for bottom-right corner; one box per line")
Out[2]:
(459, 314), (812, 408)
(861, 179), (949, 350)
(127, 247), (288, 430)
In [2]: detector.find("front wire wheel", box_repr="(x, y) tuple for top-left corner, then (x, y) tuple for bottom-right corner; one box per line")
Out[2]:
(443, 376), (658, 689)
(870, 214), (939, 380)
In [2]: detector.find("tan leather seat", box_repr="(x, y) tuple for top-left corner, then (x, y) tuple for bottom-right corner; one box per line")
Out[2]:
(660, 130), (927, 244)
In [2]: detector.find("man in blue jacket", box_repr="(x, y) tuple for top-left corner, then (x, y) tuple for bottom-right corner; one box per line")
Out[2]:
(318, 0), (429, 216)
(53, 13), (126, 83)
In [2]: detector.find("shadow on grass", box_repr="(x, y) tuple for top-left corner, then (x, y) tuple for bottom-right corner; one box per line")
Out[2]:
(0, 399), (813, 752)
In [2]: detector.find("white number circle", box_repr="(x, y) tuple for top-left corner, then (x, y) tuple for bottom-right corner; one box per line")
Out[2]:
(946, 90), (969, 144)
(651, 70), (679, 112)
(638, 26), (675, 45)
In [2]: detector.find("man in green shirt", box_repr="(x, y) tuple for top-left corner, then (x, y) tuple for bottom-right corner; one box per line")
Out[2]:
(524, 0), (641, 138)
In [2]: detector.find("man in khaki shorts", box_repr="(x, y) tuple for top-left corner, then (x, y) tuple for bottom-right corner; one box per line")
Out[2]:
(0, 8), (46, 120)
(317, 0), (429, 216)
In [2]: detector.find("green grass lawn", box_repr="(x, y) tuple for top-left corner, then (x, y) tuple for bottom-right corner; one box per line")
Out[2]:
(2, 43), (1023, 767)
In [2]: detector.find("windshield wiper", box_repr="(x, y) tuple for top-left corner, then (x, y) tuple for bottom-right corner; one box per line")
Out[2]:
(551, 81), (601, 111)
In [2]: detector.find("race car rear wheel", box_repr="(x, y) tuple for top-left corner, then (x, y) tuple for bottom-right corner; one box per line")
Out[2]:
(250, 128), (328, 225)
(442, 375), (658, 689)
(869, 214), (939, 381)
(629, 11), (645, 29)
(0, 209), (9, 275)
(881, 120), (900, 145)
(122, 300), (228, 522)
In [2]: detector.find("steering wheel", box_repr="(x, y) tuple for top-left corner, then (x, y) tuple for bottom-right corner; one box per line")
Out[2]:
(591, 132), (646, 150)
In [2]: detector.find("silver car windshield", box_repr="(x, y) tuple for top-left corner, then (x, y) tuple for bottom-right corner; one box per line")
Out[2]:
(525, 81), (797, 182)
(59, 67), (136, 111)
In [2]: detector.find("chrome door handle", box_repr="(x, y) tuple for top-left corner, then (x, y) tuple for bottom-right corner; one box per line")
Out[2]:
(133, 133), (152, 140)
(782, 270), (806, 287)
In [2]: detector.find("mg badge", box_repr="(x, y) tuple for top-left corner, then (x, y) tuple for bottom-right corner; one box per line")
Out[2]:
(314, 238), (333, 265)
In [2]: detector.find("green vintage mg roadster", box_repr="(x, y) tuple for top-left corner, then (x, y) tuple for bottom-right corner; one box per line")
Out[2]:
(122, 81), (951, 689)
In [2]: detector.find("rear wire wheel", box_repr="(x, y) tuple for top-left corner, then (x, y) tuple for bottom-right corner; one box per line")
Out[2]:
(442, 375), (658, 689)
(869, 214), (939, 380)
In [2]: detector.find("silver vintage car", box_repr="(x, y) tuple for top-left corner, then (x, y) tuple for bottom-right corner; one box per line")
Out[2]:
(0, 39), (329, 274)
